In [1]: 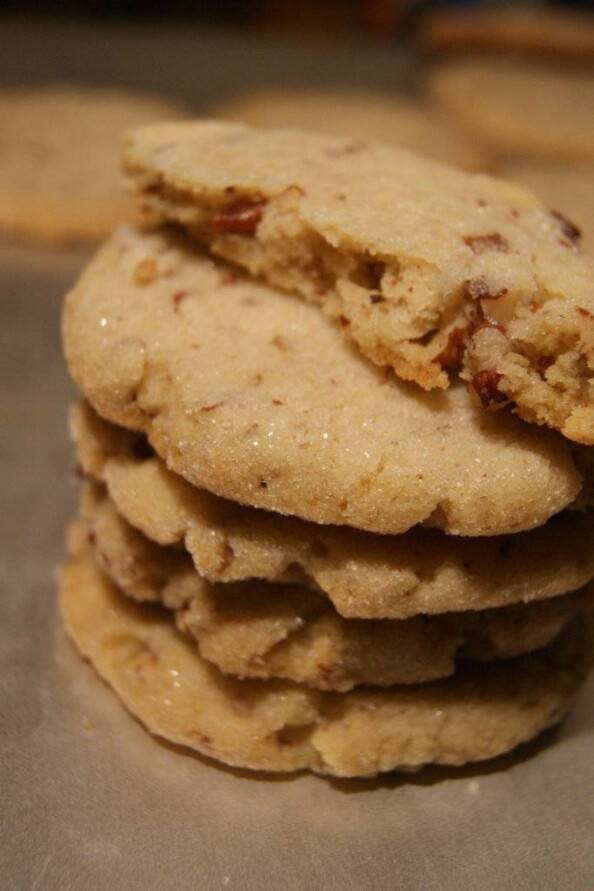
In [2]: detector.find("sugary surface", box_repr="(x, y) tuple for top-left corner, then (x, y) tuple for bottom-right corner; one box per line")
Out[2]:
(72, 401), (594, 619)
(63, 225), (582, 536)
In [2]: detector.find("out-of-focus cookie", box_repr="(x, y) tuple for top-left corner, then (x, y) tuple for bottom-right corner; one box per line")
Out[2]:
(215, 88), (488, 170)
(78, 486), (594, 693)
(62, 225), (584, 536)
(71, 401), (594, 620)
(428, 61), (594, 163)
(123, 122), (594, 442)
(421, 8), (594, 63)
(503, 162), (594, 253)
(0, 86), (186, 242)
(60, 547), (592, 777)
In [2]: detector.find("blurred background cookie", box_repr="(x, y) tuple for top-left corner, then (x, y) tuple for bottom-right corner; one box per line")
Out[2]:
(428, 61), (594, 162)
(215, 86), (490, 170)
(0, 86), (187, 243)
(421, 7), (594, 63)
(503, 162), (594, 251)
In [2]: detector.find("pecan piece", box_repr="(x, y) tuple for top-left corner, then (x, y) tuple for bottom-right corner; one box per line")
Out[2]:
(472, 370), (509, 409)
(463, 233), (509, 254)
(212, 199), (267, 236)
(551, 210), (581, 247)
(465, 278), (508, 301)
(435, 326), (467, 372)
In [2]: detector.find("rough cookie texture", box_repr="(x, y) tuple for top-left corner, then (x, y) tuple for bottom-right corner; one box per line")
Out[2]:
(62, 226), (583, 536)
(215, 88), (489, 170)
(123, 122), (594, 441)
(0, 86), (186, 243)
(429, 62), (594, 162)
(72, 401), (594, 620)
(60, 548), (591, 777)
(77, 493), (593, 692)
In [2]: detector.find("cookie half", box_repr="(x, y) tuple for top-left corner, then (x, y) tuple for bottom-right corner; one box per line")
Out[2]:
(0, 86), (185, 243)
(77, 488), (594, 692)
(122, 121), (594, 442)
(59, 549), (591, 777)
(72, 401), (594, 620)
(62, 225), (583, 536)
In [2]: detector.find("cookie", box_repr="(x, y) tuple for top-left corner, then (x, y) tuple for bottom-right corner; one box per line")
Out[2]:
(122, 122), (594, 441)
(503, 162), (594, 253)
(215, 88), (489, 170)
(428, 61), (594, 163)
(59, 548), (591, 777)
(78, 486), (594, 693)
(0, 86), (185, 243)
(62, 225), (583, 536)
(72, 401), (594, 620)
(421, 8), (594, 63)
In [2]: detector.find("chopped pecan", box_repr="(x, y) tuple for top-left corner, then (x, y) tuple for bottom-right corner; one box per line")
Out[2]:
(172, 290), (188, 310)
(212, 198), (267, 236)
(465, 278), (508, 301)
(551, 210), (581, 247)
(472, 370), (509, 409)
(435, 326), (467, 372)
(463, 233), (509, 254)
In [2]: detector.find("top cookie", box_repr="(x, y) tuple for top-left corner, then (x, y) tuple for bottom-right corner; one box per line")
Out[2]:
(429, 61), (594, 163)
(63, 224), (582, 537)
(123, 121), (594, 443)
(0, 86), (186, 242)
(215, 88), (488, 170)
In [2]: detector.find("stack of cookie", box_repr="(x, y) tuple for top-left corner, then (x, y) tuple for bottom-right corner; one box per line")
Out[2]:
(61, 123), (594, 777)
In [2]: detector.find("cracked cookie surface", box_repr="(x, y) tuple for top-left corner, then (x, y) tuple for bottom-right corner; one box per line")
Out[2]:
(123, 121), (594, 442)
(63, 225), (583, 536)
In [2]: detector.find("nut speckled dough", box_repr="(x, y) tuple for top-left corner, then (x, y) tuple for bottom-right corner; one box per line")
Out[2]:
(77, 491), (594, 692)
(123, 122), (594, 441)
(504, 163), (594, 253)
(72, 401), (594, 620)
(0, 86), (186, 242)
(215, 88), (488, 170)
(62, 226), (583, 536)
(429, 62), (594, 162)
(60, 549), (592, 777)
